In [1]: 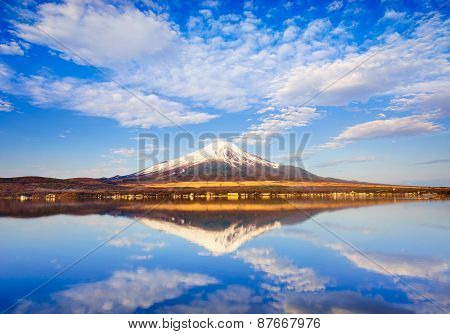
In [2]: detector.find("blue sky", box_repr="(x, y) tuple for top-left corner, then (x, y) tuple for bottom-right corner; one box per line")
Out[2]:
(0, 0), (449, 185)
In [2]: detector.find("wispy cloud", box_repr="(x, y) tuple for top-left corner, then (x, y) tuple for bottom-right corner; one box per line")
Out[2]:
(319, 114), (443, 149)
(58, 129), (71, 139)
(382, 9), (406, 21)
(0, 97), (13, 112)
(327, 0), (344, 12)
(10, 76), (217, 128)
(270, 15), (449, 111)
(0, 41), (24, 56)
(1, 0), (448, 146)
(240, 106), (319, 141)
(283, 229), (450, 282)
(201, 0), (220, 8)
(327, 242), (450, 281)
(413, 158), (450, 166)
(158, 285), (269, 314)
(110, 148), (136, 157)
(315, 156), (375, 168)
(235, 247), (327, 292)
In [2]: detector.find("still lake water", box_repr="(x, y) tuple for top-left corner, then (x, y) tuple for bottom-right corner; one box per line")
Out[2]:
(0, 199), (449, 314)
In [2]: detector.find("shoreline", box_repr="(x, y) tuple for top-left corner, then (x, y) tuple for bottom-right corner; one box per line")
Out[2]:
(1, 177), (449, 200)
(3, 190), (449, 201)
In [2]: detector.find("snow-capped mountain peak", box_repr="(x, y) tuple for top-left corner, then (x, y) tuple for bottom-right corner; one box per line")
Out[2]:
(119, 139), (322, 182)
(193, 140), (278, 167)
(201, 140), (242, 158)
(133, 140), (279, 177)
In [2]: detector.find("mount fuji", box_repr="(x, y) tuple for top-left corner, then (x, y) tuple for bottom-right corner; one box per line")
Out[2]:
(118, 140), (325, 182)
(2, 138), (446, 196)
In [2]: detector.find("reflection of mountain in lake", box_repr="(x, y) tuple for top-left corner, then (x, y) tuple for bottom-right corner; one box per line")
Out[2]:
(135, 202), (334, 254)
(140, 217), (282, 255)
(3, 199), (448, 314)
(0, 199), (402, 254)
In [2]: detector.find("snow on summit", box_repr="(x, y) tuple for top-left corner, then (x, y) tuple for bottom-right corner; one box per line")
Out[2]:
(134, 140), (279, 177)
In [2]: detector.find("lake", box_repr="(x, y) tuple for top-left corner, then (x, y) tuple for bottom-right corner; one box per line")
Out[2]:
(0, 199), (449, 314)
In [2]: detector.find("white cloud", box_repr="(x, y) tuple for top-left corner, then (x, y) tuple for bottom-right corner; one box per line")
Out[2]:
(327, 1), (344, 12)
(270, 15), (449, 109)
(282, 25), (299, 42)
(159, 285), (269, 313)
(235, 248), (327, 292)
(282, 290), (410, 314)
(201, 0), (220, 9)
(242, 15), (447, 142)
(129, 254), (153, 260)
(328, 243), (450, 281)
(140, 0), (168, 13)
(15, 0), (177, 66)
(0, 41), (25, 56)
(16, 268), (218, 313)
(199, 9), (212, 18)
(241, 106), (319, 140)
(284, 1), (294, 10)
(383, 9), (406, 21)
(387, 79), (450, 116)
(0, 63), (13, 89)
(244, 1), (255, 10)
(321, 114), (443, 148)
(107, 237), (133, 248)
(107, 235), (166, 260)
(315, 156), (375, 168)
(301, 18), (332, 41)
(12, 1), (348, 118)
(270, 228), (450, 314)
(15, 76), (217, 128)
(133, 14), (281, 112)
(5, 0), (449, 142)
(110, 148), (136, 157)
(413, 158), (450, 166)
(284, 229), (450, 282)
(320, 221), (378, 235)
(0, 97), (13, 112)
(399, 280), (450, 313)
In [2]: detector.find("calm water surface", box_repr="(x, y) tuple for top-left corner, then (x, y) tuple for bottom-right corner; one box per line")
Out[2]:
(0, 199), (449, 314)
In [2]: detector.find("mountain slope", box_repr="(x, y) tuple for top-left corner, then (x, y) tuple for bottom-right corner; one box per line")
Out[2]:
(119, 140), (324, 182)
